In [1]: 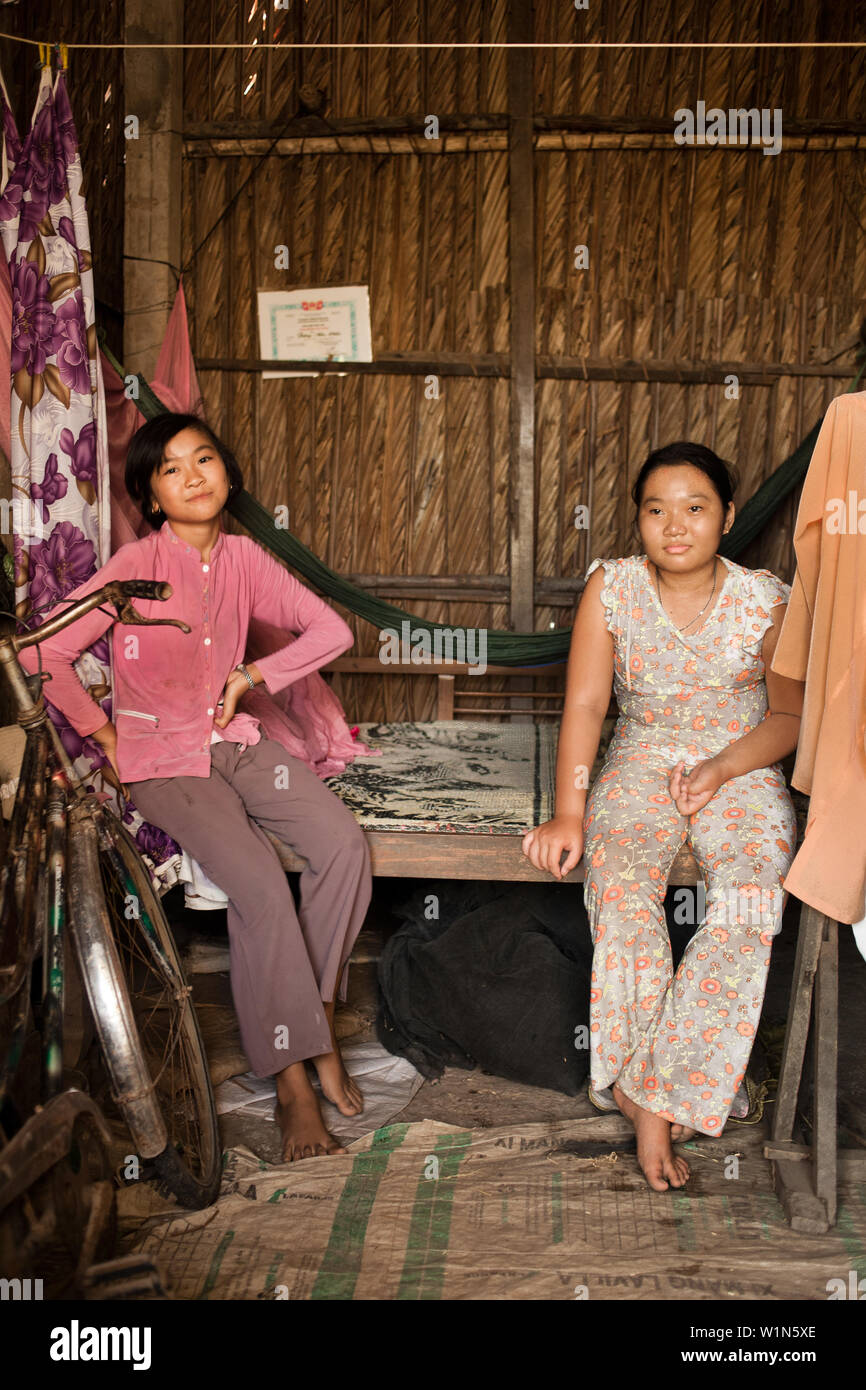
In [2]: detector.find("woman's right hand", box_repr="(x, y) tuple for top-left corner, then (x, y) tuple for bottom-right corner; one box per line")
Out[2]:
(90, 720), (129, 799)
(521, 815), (584, 881)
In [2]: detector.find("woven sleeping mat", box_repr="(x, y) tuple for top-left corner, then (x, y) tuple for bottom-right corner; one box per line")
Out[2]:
(324, 721), (573, 834)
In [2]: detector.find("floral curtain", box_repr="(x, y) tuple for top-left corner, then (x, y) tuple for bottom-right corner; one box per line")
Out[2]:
(0, 56), (117, 809)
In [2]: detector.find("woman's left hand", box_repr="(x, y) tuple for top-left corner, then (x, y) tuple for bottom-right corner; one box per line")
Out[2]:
(669, 758), (725, 816)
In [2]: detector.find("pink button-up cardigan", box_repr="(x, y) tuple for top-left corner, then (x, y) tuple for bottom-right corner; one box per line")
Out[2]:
(18, 520), (355, 782)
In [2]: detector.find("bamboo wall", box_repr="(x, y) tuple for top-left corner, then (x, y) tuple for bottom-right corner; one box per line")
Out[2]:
(91, 4), (866, 718)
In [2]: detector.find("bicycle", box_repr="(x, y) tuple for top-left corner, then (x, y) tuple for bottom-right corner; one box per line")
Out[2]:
(0, 578), (221, 1216)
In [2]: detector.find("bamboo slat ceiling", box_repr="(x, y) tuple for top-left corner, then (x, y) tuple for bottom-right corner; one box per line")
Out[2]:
(178, 0), (866, 721)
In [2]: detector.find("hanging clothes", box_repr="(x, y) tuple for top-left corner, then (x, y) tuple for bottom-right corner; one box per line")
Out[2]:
(0, 56), (114, 808)
(772, 389), (866, 926)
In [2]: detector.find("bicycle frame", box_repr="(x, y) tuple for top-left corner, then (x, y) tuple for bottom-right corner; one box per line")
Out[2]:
(0, 580), (190, 1124)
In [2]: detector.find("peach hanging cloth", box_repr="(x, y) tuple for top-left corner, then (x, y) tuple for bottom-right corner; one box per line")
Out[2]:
(101, 280), (373, 782)
(771, 389), (866, 925)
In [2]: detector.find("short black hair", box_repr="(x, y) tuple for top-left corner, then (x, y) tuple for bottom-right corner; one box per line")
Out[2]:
(631, 441), (738, 516)
(125, 413), (244, 531)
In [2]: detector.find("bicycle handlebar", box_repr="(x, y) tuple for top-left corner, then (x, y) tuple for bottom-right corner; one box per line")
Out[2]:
(12, 579), (192, 653)
(114, 580), (173, 602)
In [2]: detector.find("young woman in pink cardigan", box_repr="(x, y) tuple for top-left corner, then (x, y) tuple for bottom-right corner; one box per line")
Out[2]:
(20, 412), (372, 1163)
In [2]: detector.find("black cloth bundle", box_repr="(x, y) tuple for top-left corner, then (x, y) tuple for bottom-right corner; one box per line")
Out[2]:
(375, 879), (593, 1096)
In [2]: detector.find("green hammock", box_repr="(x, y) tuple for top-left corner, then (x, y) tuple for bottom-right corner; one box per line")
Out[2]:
(101, 340), (865, 666)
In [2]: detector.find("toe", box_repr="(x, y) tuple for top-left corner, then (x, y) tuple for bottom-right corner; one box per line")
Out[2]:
(644, 1162), (670, 1192)
(668, 1158), (689, 1187)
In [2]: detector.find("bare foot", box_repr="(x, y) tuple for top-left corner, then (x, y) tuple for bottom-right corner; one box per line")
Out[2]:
(311, 1050), (364, 1116)
(312, 998), (364, 1116)
(671, 1123), (698, 1142)
(613, 1083), (690, 1192)
(274, 1062), (346, 1162)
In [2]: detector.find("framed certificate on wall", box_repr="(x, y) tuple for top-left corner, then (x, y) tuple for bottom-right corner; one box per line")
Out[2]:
(257, 286), (373, 377)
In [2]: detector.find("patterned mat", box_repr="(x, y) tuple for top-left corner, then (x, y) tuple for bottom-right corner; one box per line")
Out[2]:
(324, 721), (567, 834)
(324, 719), (806, 843)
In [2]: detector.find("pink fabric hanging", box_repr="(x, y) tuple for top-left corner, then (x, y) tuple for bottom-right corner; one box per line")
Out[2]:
(101, 280), (374, 780)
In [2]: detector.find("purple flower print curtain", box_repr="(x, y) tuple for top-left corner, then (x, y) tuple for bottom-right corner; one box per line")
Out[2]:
(0, 58), (117, 807)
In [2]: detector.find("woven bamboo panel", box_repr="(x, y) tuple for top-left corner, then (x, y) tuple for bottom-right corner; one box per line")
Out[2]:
(177, 0), (866, 720)
(534, 0), (866, 119)
(183, 0), (509, 124)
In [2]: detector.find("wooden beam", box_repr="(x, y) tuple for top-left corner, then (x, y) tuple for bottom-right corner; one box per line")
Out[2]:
(325, 659), (567, 676)
(195, 352), (857, 384)
(184, 113), (510, 140)
(184, 114), (866, 140)
(536, 357), (856, 383)
(508, 0), (535, 643)
(764, 1140), (866, 1178)
(772, 902), (824, 1142)
(813, 918), (838, 1226)
(264, 826), (702, 885)
(186, 133), (866, 156)
(198, 352), (507, 376)
(342, 571), (581, 591)
(183, 114), (866, 158)
(123, 0), (183, 378)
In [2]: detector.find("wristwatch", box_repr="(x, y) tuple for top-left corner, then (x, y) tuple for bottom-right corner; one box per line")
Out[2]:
(235, 663), (256, 690)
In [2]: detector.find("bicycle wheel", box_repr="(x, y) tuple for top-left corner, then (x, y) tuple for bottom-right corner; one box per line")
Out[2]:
(0, 1092), (116, 1297)
(68, 800), (221, 1209)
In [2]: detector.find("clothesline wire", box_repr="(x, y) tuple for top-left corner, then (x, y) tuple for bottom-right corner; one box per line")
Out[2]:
(1, 33), (866, 51)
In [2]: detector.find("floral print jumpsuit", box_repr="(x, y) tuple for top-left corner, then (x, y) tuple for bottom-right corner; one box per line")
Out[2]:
(582, 553), (797, 1135)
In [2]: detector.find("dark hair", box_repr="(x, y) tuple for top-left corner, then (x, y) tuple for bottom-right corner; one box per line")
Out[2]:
(125, 413), (244, 531)
(631, 441), (738, 517)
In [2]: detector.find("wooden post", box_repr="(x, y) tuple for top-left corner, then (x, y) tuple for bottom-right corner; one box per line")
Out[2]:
(507, 1), (535, 719)
(766, 901), (833, 1233)
(813, 917), (838, 1224)
(123, 0), (184, 378)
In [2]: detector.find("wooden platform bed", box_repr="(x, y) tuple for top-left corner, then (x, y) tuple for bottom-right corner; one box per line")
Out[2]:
(262, 660), (806, 886)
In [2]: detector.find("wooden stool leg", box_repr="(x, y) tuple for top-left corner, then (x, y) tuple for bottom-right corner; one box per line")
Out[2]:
(813, 916), (838, 1225)
(772, 902), (824, 1143)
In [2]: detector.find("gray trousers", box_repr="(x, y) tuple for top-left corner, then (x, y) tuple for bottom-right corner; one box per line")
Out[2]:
(128, 737), (371, 1077)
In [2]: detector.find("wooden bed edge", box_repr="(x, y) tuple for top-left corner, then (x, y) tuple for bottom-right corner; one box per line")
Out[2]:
(264, 827), (703, 885)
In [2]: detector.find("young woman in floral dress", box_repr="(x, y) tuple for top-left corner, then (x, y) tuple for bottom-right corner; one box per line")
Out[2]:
(523, 442), (804, 1192)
